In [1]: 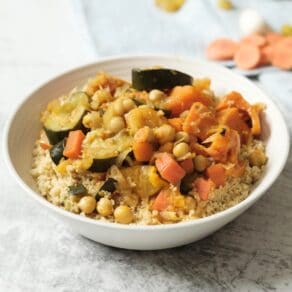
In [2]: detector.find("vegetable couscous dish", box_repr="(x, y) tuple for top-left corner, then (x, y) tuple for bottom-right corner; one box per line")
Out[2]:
(31, 68), (267, 224)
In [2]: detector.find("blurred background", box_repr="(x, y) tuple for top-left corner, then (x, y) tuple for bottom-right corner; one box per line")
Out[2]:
(83, 0), (292, 56)
(1, 1), (292, 291)
(1, 0), (291, 119)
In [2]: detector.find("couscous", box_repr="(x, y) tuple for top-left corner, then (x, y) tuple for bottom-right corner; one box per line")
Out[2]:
(31, 68), (267, 224)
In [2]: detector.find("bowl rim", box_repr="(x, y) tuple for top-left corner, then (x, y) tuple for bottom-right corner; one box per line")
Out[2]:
(3, 54), (290, 231)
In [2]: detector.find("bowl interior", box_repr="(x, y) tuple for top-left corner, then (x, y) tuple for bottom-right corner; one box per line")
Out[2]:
(5, 56), (289, 226)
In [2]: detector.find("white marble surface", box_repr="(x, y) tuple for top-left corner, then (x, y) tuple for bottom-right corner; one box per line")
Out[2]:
(1, 0), (292, 291)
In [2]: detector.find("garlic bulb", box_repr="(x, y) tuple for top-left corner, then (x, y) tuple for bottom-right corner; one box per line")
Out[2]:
(239, 9), (269, 36)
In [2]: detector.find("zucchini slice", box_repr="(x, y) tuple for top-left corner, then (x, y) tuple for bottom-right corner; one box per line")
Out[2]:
(49, 138), (66, 165)
(68, 183), (87, 196)
(132, 68), (193, 91)
(89, 157), (117, 173)
(180, 173), (197, 195)
(43, 92), (89, 144)
(99, 178), (117, 194)
(95, 178), (117, 200)
(83, 130), (133, 173)
(116, 149), (134, 167)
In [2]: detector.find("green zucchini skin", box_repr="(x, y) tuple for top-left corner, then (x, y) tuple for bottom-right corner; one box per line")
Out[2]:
(180, 173), (197, 195)
(68, 183), (87, 196)
(43, 92), (89, 145)
(132, 68), (193, 91)
(89, 157), (117, 173)
(122, 151), (134, 167)
(95, 178), (117, 200)
(44, 128), (71, 146)
(100, 178), (117, 192)
(44, 118), (86, 145)
(49, 139), (65, 165)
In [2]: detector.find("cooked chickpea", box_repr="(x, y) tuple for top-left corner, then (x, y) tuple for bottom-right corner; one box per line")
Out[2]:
(113, 99), (125, 116)
(175, 131), (190, 143)
(154, 124), (175, 144)
(114, 205), (134, 224)
(78, 196), (96, 214)
(97, 197), (113, 216)
(82, 112), (102, 129)
(90, 100), (99, 110)
(194, 155), (209, 172)
(109, 116), (125, 133)
(249, 149), (267, 167)
(149, 89), (165, 101)
(122, 98), (136, 112)
(173, 142), (190, 158)
(82, 113), (91, 127)
(92, 89), (113, 105)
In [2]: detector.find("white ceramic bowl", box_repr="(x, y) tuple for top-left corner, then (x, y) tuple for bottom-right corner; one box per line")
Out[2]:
(4, 56), (290, 250)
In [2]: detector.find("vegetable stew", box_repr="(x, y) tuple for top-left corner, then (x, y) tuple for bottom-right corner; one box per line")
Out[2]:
(31, 68), (267, 225)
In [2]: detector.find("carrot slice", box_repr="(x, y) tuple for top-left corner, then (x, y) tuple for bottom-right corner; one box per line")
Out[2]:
(155, 153), (186, 185)
(234, 44), (261, 70)
(260, 45), (273, 65)
(206, 38), (238, 61)
(241, 34), (267, 48)
(249, 105), (263, 135)
(216, 91), (250, 111)
(133, 141), (153, 162)
(183, 102), (216, 140)
(180, 158), (194, 174)
(63, 130), (85, 159)
(166, 85), (213, 116)
(152, 190), (170, 211)
(229, 128), (241, 162)
(266, 32), (284, 45)
(271, 37), (292, 70)
(216, 91), (263, 136)
(216, 107), (251, 143)
(206, 164), (226, 187)
(168, 118), (183, 132)
(194, 178), (214, 201)
(280, 37), (292, 47)
(194, 126), (240, 164)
